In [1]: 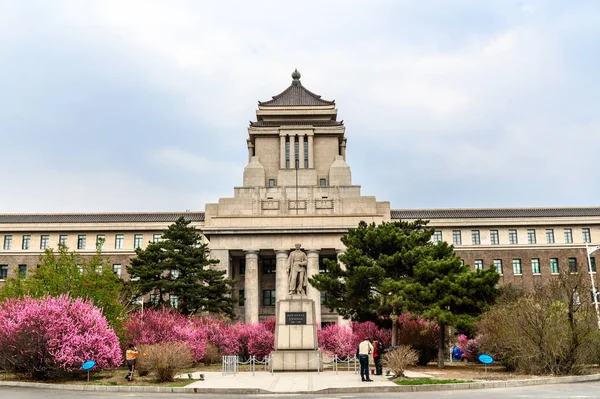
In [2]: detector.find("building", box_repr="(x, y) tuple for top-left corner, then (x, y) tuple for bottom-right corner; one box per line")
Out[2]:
(2, 71), (600, 323)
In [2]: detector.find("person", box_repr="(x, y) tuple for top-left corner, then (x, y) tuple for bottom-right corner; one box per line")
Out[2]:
(373, 338), (383, 375)
(288, 244), (308, 295)
(356, 337), (374, 382)
(125, 344), (139, 381)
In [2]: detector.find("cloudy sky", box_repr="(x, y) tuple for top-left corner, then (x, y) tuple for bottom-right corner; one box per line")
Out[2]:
(1, 0), (599, 213)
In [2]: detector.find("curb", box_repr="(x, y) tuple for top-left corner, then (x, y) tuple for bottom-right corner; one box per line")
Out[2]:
(1, 373), (599, 395)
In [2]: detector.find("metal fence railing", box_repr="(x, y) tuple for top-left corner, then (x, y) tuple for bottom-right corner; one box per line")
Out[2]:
(221, 353), (359, 376)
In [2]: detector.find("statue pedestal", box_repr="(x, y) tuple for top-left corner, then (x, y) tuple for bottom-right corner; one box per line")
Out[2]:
(272, 296), (320, 371)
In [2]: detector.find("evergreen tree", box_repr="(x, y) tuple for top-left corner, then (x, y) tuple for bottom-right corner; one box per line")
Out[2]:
(127, 216), (234, 316)
(309, 220), (500, 367)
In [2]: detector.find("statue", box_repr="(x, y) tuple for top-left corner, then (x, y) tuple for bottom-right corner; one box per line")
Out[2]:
(288, 244), (308, 295)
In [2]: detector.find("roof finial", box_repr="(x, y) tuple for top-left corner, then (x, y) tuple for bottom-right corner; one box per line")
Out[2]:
(291, 69), (301, 81)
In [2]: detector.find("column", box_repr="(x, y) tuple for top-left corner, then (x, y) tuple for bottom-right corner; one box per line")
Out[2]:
(298, 135), (305, 169)
(275, 250), (289, 303)
(307, 134), (314, 169)
(307, 249), (321, 326)
(289, 135), (296, 168)
(247, 139), (254, 163)
(279, 134), (286, 169)
(335, 249), (350, 326)
(340, 139), (347, 160)
(244, 250), (259, 324)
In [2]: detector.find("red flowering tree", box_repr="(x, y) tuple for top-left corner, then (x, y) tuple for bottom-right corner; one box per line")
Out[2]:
(0, 295), (122, 379)
(457, 334), (479, 361)
(351, 321), (392, 347)
(397, 313), (440, 365)
(318, 324), (358, 359)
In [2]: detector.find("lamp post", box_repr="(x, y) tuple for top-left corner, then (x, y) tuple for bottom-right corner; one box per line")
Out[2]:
(586, 243), (600, 329)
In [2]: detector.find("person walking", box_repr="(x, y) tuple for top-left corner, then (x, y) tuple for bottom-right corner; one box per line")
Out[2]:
(373, 339), (384, 375)
(125, 344), (139, 381)
(357, 337), (374, 382)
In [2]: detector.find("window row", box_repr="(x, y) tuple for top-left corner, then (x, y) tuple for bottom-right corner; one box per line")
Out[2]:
(0, 263), (124, 280)
(432, 228), (593, 246)
(1, 233), (163, 251)
(237, 289), (328, 307)
(471, 257), (596, 275)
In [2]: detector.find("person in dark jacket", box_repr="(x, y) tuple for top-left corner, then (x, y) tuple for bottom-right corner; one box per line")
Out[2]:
(373, 339), (384, 375)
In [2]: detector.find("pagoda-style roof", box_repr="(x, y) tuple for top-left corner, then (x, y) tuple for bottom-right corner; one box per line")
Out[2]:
(258, 70), (335, 107)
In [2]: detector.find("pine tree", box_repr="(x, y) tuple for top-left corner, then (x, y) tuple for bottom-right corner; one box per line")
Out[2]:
(309, 220), (500, 367)
(127, 216), (234, 316)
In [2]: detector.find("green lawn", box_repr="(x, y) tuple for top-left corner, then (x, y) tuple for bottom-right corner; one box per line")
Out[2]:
(395, 377), (471, 385)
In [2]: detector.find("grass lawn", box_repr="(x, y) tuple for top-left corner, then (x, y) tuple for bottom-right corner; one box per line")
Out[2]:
(395, 377), (471, 385)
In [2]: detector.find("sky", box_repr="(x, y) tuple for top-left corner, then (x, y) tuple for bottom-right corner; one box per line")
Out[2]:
(1, 0), (599, 213)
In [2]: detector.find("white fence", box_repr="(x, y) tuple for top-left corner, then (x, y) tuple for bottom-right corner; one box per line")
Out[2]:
(221, 354), (360, 376)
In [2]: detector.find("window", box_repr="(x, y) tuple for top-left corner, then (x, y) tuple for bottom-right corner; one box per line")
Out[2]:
(583, 228), (592, 243)
(319, 178), (327, 187)
(238, 290), (245, 306)
(59, 235), (68, 247)
(115, 234), (124, 249)
(589, 257), (596, 273)
(527, 229), (536, 244)
(113, 264), (122, 276)
(471, 231), (481, 245)
(153, 234), (162, 243)
(285, 138), (290, 168)
(546, 229), (555, 244)
(452, 230), (462, 246)
(304, 140), (309, 168)
(77, 235), (86, 250)
(18, 264), (27, 278)
(592, 289), (600, 304)
(319, 255), (336, 274)
(432, 231), (442, 244)
(171, 269), (180, 279)
(294, 137), (299, 168)
(150, 294), (160, 306)
(512, 259), (522, 275)
(169, 295), (179, 309)
(474, 259), (483, 271)
(262, 258), (276, 274)
(550, 258), (559, 274)
(508, 229), (518, 245)
(573, 291), (581, 305)
(0, 265), (7, 280)
(3, 235), (12, 250)
(564, 229), (573, 244)
(22, 235), (31, 250)
(134, 234), (143, 249)
(493, 259), (503, 275)
(320, 291), (329, 303)
(568, 258), (577, 273)
(96, 234), (105, 249)
(490, 230), (499, 245)
(531, 258), (541, 274)
(262, 290), (276, 306)
(40, 235), (49, 250)
(239, 259), (246, 275)
(268, 179), (276, 187)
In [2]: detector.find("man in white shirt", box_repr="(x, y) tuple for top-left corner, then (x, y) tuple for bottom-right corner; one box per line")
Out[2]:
(357, 337), (374, 382)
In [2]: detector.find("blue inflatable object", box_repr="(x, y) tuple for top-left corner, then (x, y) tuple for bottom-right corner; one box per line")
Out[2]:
(478, 354), (494, 364)
(451, 347), (464, 361)
(82, 360), (96, 370)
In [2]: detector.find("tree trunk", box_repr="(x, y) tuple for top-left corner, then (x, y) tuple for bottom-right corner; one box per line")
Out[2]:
(438, 323), (445, 368)
(391, 316), (397, 346)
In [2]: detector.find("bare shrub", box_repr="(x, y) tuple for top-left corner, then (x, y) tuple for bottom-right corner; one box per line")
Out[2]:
(144, 342), (193, 382)
(134, 345), (151, 377)
(382, 345), (419, 378)
(478, 270), (600, 375)
(202, 342), (222, 365)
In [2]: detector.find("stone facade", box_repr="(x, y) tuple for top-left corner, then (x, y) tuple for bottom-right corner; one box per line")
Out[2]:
(2, 72), (600, 323)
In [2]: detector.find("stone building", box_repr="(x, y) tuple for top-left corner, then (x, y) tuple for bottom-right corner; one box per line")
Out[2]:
(2, 71), (600, 324)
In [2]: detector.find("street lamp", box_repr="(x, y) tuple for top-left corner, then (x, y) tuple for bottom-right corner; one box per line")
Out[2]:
(586, 243), (600, 329)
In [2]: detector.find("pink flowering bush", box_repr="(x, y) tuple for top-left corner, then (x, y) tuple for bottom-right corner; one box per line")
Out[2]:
(397, 313), (439, 365)
(457, 334), (479, 362)
(318, 324), (358, 359)
(352, 321), (392, 348)
(0, 295), (122, 379)
(124, 309), (207, 362)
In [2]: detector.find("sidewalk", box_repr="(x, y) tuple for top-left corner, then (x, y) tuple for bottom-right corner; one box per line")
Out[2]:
(184, 370), (431, 393)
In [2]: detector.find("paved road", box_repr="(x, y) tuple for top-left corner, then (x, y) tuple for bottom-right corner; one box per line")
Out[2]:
(3, 382), (600, 398)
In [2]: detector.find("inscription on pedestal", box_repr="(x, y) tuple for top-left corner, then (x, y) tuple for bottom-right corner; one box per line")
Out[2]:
(285, 312), (307, 325)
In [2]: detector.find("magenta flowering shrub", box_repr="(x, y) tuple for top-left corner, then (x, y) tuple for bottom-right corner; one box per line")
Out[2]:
(124, 309), (207, 362)
(0, 295), (122, 379)
(351, 321), (392, 348)
(318, 324), (358, 359)
(397, 313), (439, 365)
(243, 322), (274, 360)
(457, 334), (479, 361)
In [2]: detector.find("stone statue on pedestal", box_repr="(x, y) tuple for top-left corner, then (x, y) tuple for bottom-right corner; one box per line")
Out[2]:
(287, 244), (308, 295)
